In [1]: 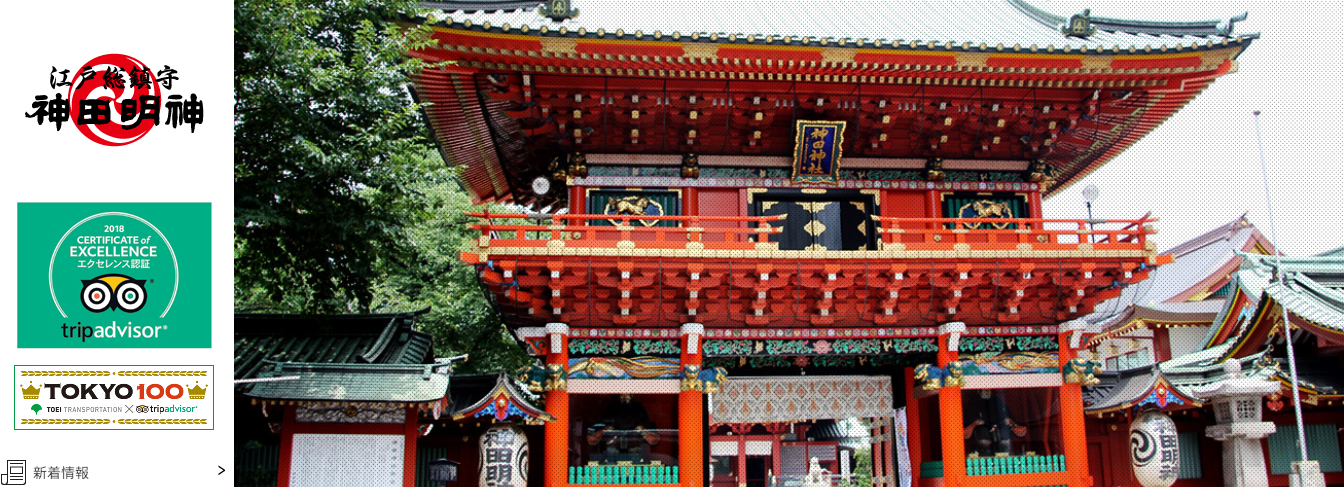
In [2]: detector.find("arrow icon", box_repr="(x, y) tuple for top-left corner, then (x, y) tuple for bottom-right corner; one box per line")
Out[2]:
(218, 466), (225, 476)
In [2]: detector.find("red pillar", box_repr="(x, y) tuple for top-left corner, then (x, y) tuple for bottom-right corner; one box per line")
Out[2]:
(872, 420), (888, 487)
(937, 324), (966, 487)
(1058, 322), (1092, 487)
(905, 368), (922, 487)
(277, 405), (296, 487)
(681, 323), (706, 487)
(737, 432), (748, 487)
(545, 323), (570, 487)
(403, 407), (418, 487)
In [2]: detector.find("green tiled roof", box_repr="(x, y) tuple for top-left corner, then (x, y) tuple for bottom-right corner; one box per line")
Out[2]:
(1237, 253), (1344, 333)
(247, 362), (451, 403)
(234, 310), (434, 392)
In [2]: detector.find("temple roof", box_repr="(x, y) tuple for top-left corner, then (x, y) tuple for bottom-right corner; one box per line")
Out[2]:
(450, 372), (553, 422)
(246, 362), (451, 403)
(1082, 369), (1200, 413)
(1085, 216), (1272, 338)
(416, 0), (1254, 52)
(1082, 349), (1271, 413)
(407, 2), (1257, 205)
(234, 310), (434, 392)
(1214, 252), (1344, 359)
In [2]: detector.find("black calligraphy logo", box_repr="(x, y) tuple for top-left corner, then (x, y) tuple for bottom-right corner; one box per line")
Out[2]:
(23, 54), (204, 146)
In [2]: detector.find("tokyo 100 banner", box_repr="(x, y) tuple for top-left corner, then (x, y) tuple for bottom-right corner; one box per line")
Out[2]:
(16, 203), (211, 348)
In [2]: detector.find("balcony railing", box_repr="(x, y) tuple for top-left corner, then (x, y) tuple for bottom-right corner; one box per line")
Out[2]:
(465, 212), (1157, 258)
(873, 216), (1155, 252)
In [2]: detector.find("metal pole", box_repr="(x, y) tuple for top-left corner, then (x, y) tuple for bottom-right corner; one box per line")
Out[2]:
(1085, 201), (1094, 243)
(1254, 110), (1310, 464)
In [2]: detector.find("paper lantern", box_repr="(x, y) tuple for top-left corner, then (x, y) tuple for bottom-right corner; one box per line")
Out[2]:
(1130, 411), (1180, 487)
(478, 423), (529, 487)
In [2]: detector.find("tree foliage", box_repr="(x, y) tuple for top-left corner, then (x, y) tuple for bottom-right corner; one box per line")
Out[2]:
(233, 0), (530, 373)
(235, 0), (436, 312)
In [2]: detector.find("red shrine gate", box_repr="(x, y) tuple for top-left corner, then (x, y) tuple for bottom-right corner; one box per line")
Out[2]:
(406, 2), (1255, 486)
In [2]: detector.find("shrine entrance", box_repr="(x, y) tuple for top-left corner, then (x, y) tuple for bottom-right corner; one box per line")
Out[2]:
(708, 375), (903, 487)
(751, 189), (879, 251)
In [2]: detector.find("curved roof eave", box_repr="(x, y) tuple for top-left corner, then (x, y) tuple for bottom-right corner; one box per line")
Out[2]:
(411, 0), (1255, 54)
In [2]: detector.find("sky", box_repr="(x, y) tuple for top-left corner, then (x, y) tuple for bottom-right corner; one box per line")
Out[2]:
(1037, 0), (1344, 256)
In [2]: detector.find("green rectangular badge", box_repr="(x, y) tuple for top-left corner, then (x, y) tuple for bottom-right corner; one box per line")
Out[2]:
(17, 203), (211, 348)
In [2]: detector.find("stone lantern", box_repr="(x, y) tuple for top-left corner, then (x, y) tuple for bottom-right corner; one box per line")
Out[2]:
(1194, 360), (1278, 487)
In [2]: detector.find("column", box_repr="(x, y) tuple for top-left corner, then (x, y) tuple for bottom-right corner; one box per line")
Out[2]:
(681, 323), (706, 487)
(545, 323), (570, 487)
(937, 322), (966, 487)
(1057, 320), (1090, 487)
(905, 368), (922, 487)
(402, 407), (419, 487)
(736, 427), (748, 487)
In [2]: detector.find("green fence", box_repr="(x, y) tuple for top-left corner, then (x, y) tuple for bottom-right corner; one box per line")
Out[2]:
(966, 454), (1066, 476)
(1268, 424), (1343, 475)
(1177, 432), (1203, 479)
(235, 442), (280, 487)
(569, 465), (679, 484)
(920, 455), (1066, 479)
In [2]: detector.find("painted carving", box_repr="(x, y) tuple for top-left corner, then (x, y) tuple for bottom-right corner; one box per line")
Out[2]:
(700, 366), (728, 393)
(971, 200), (1013, 219)
(680, 364), (703, 391)
(568, 152), (588, 178)
(1062, 358), (1103, 386)
(607, 196), (652, 216)
(678, 364), (728, 392)
(944, 361), (967, 388)
(926, 158), (945, 181)
(545, 363), (568, 391)
(568, 357), (681, 379)
(295, 404), (404, 424)
(914, 363), (949, 391)
(681, 153), (700, 179)
(1027, 160), (1057, 191)
(516, 364), (548, 392)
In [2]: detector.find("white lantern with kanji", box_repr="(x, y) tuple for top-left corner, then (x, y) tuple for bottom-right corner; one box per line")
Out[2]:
(478, 423), (528, 487)
(1130, 410), (1180, 487)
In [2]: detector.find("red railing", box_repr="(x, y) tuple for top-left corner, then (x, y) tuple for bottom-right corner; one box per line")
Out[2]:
(468, 212), (783, 251)
(872, 216), (1156, 252)
(466, 212), (1156, 255)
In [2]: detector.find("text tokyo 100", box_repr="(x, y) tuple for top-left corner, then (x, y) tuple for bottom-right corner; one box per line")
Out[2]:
(31, 383), (195, 400)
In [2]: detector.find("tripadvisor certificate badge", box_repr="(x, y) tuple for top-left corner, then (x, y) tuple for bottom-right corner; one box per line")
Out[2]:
(17, 203), (210, 348)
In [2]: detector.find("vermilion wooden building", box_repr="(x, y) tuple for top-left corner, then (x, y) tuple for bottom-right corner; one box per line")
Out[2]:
(404, 1), (1257, 486)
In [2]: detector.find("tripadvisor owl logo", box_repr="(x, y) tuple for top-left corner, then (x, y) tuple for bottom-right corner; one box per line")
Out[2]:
(18, 203), (211, 348)
(80, 274), (149, 313)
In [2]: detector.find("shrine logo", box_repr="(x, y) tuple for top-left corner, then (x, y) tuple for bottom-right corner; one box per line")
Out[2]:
(23, 53), (204, 146)
(16, 203), (212, 348)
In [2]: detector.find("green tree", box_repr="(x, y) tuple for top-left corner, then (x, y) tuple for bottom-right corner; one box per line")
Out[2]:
(233, 0), (531, 372)
(851, 446), (874, 487)
(366, 156), (532, 374)
(234, 0), (437, 312)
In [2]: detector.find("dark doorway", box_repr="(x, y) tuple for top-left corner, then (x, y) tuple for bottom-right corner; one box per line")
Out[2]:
(745, 457), (768, 487)
(751, 189), (877, 251)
